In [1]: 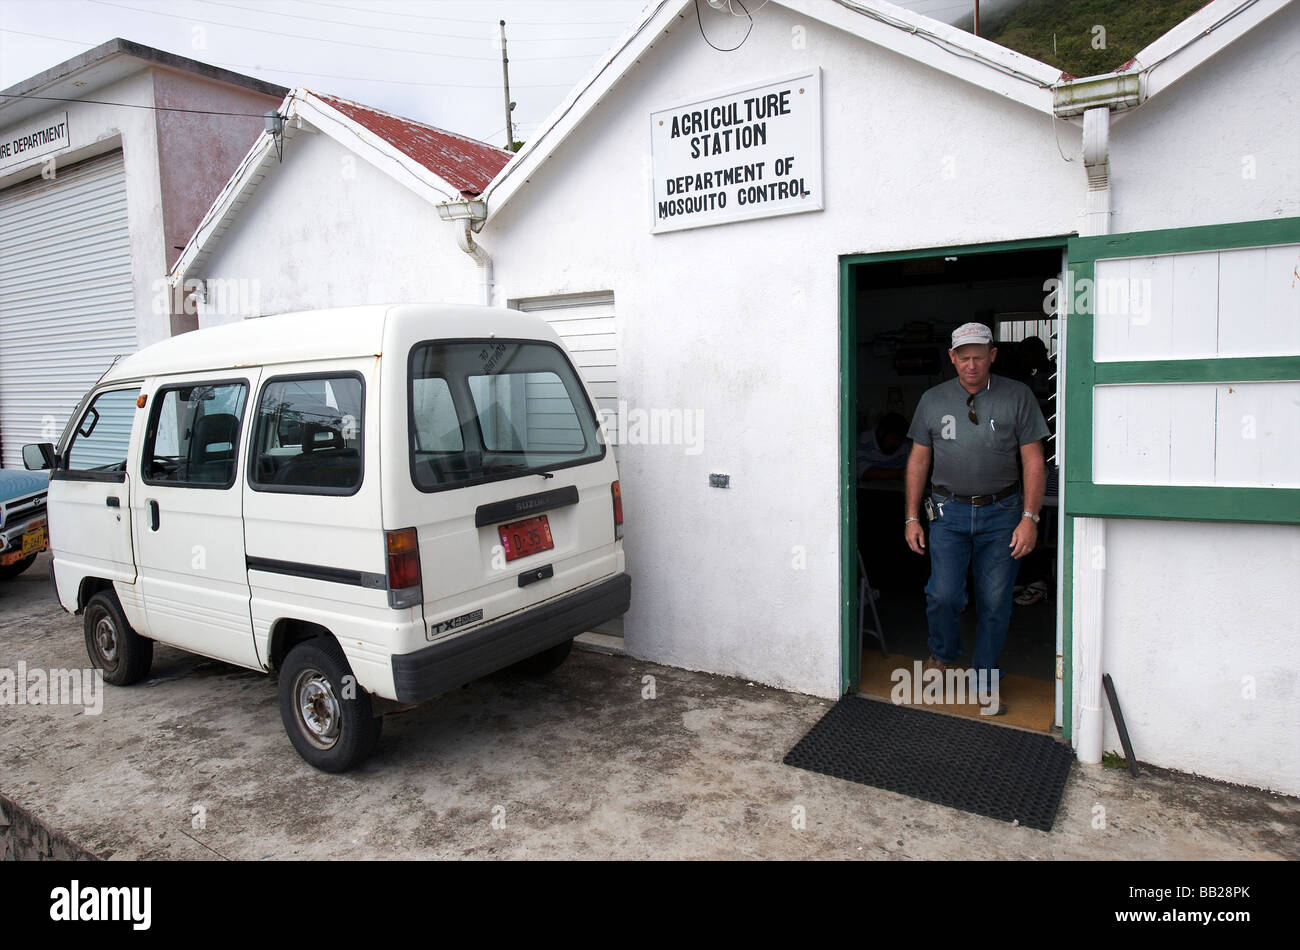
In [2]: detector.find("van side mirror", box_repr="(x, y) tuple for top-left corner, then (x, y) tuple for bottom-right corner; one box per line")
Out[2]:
(22, 442), (56, 471)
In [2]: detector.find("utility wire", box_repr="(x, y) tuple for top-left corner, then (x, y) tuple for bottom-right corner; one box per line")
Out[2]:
(88, 0), (617, 61)
(695, 0), (753, 52)
(199, 0), (620, 44)
(309, 0), (642, 28)
(829, 0), (1054, 88)
(219, 61), (575, 90)
(0, 28), (578, 89)
(0, 90), (270, 117)
(486, 0), (672, 200)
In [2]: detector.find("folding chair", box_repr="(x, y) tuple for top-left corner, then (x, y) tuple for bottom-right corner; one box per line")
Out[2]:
(858, 549), (888, 657)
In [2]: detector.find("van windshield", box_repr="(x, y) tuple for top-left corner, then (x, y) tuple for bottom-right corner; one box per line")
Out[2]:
(408, 340), (605, 491)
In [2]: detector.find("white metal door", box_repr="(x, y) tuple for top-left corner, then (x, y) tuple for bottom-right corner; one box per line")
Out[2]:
(0, 151), (136, 468)
(47, 384), (142, 613)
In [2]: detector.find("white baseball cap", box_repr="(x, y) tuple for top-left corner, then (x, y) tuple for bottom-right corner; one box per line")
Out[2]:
(951, 322), (993, 348)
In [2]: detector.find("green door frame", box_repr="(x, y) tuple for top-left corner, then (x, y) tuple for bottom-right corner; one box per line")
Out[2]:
(839, 235), (1073, 696)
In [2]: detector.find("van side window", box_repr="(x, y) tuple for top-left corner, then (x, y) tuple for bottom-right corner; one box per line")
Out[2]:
(249, 374), (363, 494)
(65, 388), (141, 475)
(142, 382), (249, 488)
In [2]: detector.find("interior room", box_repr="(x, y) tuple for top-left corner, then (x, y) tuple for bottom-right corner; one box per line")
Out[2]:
(851, 247), (1062, 731)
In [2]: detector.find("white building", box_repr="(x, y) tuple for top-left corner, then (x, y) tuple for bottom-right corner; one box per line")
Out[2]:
(0, 39), (285, 466)
(170, 89), (512, 324)
(172, 0), (1300, 795)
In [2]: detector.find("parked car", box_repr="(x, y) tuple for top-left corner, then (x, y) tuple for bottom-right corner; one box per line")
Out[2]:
(25, 304), (631, 771)
(0, 468), (49, 580)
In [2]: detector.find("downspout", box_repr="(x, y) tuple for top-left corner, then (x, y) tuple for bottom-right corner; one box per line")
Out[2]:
(1081, 107), (1111, 239)
(455, 221), (494, 307)
(1075, 104), (1110, 766)
(436, 198), (492, 306)
(1054, 72), (1137, 766)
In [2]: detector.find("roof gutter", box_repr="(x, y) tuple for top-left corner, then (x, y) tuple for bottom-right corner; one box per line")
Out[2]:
(1051, 73), (1141, 117)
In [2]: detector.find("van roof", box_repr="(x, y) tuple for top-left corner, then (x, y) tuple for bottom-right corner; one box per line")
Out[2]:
(101, 304), (556, 382)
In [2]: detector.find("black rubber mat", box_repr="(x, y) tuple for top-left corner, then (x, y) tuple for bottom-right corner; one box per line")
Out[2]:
(783, 695), (1073, 832)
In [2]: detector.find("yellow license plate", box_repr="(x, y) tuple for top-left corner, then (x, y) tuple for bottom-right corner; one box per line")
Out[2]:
(21, 526), (47, 555)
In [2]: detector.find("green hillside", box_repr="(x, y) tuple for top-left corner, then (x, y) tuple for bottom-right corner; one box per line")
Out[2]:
(962, 0), (1208, 77)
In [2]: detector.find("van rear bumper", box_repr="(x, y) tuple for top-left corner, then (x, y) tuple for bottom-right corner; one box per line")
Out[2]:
(391, 572), (631, 704)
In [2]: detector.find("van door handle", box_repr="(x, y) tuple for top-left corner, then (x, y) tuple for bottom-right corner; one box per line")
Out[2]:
(105, 496), (120, 508)
(149, 500), (160, 531)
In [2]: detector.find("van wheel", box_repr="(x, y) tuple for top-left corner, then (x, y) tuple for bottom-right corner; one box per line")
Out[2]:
(279, 638), (382, 773)
(510, 637), (573, 676)
(0, 553), (37, 580)
(84, 591), (153, 686)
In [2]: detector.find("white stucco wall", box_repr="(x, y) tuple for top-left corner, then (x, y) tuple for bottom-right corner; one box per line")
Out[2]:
(195, 127), (480, 325)
(482, 6), (1082, 697)
(1099, 520), (1300, 795)
(1108, 0), (1300, 233)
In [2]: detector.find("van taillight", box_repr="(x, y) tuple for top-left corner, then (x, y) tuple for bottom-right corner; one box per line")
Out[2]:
(385, 527), (422, 609)
(611, 481), (624, 540)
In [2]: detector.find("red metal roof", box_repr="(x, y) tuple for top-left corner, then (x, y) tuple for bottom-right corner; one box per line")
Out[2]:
(313, 92), (511, 197)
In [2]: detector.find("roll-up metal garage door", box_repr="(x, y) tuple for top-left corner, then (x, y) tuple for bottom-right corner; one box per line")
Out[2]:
(0, 150), (136, 468)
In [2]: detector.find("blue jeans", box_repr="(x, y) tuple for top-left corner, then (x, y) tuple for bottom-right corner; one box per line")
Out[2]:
(924, 491), (1023, 684)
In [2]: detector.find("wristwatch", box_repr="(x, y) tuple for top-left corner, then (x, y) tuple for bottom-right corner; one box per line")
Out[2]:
(1022, 511), (1040, 523)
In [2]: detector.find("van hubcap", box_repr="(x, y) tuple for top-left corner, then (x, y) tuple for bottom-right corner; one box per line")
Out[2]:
(294, 669), (341, 749)
(93, 613), (119, 668)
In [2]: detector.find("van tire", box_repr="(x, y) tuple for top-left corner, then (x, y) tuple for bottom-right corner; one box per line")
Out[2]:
(279, 638), (382, 773)
(83, 591), (153, 686)
(0, 553), (37, 580)
(509, 637), (573, 676)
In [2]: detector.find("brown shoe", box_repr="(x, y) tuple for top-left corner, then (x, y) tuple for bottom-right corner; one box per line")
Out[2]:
(923, 655), (948, 674)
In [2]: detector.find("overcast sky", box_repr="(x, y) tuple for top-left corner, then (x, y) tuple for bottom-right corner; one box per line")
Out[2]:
(0, 0), (977, 147)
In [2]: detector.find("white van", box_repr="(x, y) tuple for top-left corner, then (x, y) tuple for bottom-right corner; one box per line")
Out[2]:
(26, 304), (630, 771)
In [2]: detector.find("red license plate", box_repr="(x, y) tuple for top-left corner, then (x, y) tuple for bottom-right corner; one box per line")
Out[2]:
(499, 515), (554, 562)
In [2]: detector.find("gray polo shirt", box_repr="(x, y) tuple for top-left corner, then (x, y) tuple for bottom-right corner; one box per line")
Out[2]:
(907, 375), (1049, 496)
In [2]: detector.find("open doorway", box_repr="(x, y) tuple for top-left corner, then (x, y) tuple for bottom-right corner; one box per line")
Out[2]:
(845, 242), (1063, 732)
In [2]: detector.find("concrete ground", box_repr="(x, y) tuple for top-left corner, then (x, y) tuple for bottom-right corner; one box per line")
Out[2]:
(2, 552), (1297, 860)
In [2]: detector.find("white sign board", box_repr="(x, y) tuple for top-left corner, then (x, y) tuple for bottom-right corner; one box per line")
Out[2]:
(0, 111), (70, 173)
(650, 70), (822, 234)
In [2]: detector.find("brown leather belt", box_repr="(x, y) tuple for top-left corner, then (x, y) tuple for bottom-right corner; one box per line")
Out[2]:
(934, 483), (1020, 506)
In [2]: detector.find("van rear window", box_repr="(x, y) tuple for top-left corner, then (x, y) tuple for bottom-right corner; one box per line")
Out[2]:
(409, 340), (604, 491)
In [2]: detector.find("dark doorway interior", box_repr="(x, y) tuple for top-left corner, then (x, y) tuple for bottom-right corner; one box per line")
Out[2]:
(851, 247), (1061, 732)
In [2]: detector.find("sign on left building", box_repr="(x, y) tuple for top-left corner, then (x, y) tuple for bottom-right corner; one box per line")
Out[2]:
(0, 111), (69, 173)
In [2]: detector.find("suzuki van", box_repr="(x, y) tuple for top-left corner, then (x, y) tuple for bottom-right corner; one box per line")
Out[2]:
(25, 304), (630, 772)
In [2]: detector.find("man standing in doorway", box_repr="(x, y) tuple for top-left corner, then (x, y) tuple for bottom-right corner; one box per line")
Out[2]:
(903, 323), (1049, 713)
